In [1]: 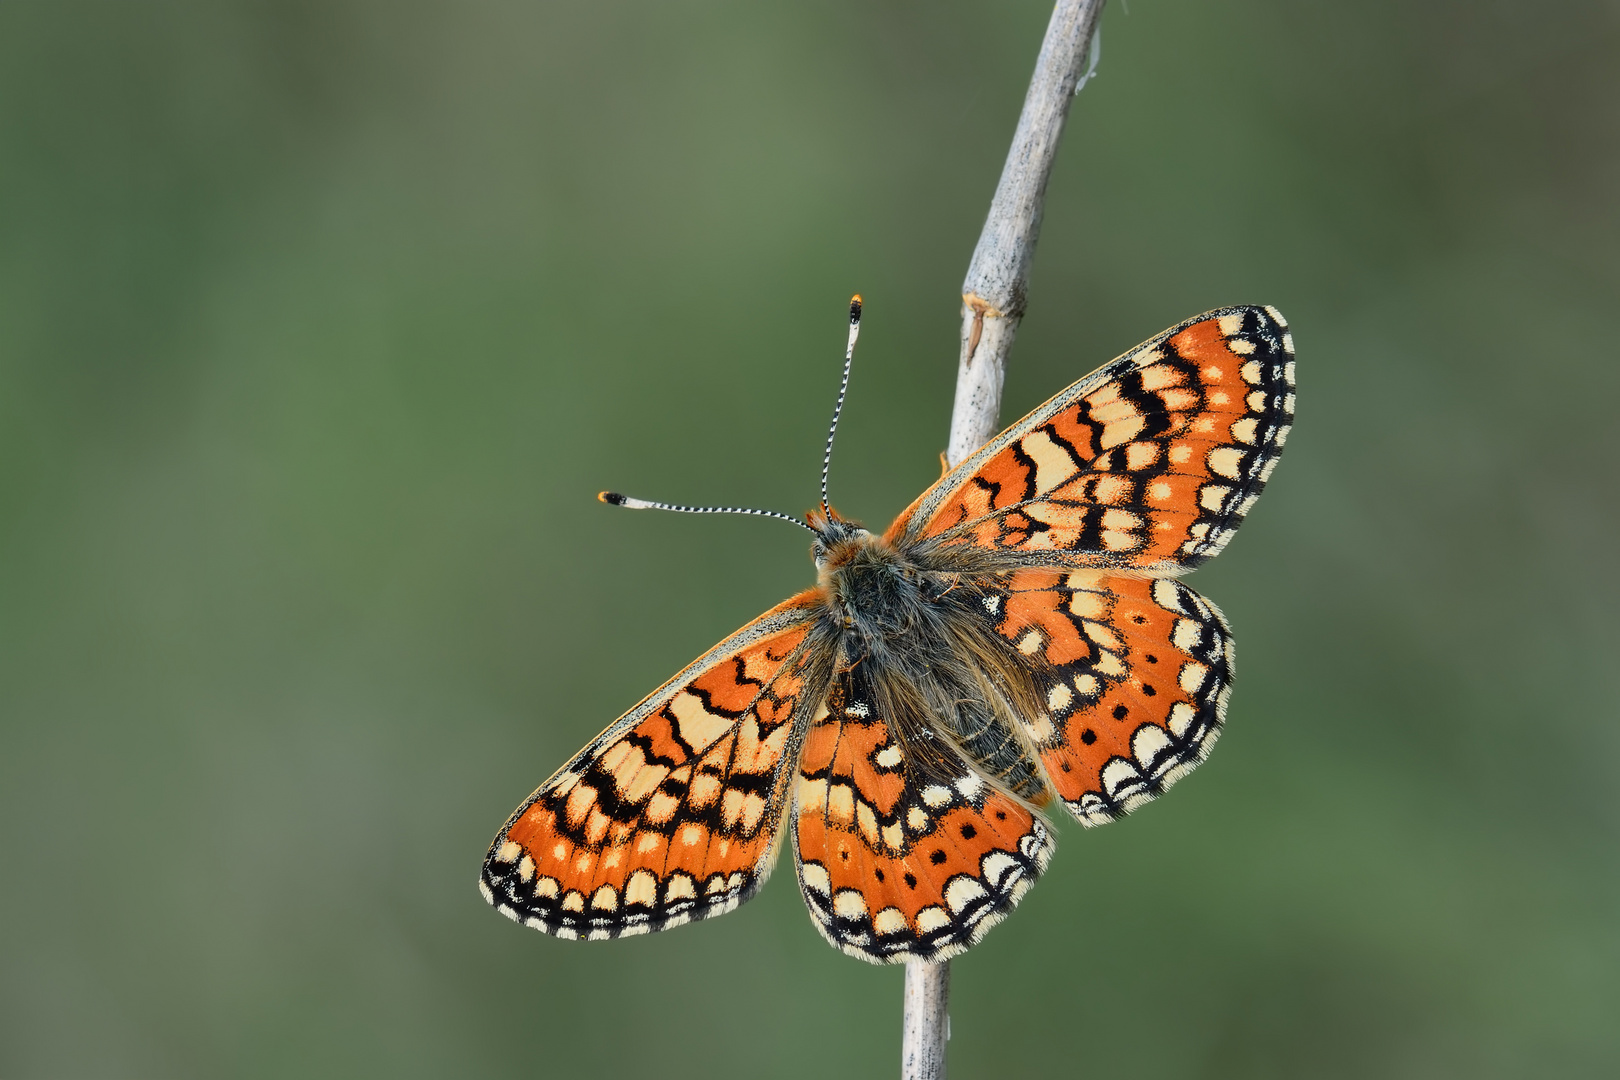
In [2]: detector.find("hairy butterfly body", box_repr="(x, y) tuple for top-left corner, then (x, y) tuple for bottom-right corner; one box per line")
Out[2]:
(482, 302), (1294, 963)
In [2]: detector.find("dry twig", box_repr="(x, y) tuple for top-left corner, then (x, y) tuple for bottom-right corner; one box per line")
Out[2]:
(903, 1), (1105, 1076)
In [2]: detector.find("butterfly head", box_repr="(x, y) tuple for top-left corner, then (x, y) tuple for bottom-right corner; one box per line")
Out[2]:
(806, 505), (871, 574)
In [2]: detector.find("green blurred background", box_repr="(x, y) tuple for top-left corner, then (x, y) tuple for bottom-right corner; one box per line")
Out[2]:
(2, 1), (1617, 1076)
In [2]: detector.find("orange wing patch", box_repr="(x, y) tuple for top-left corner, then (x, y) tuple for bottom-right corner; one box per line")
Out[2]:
(888, 306), (1293, 571)
(481, 593), (829, 939)
(987, 569), (1232, 824)
(791, 673), (1054, 963)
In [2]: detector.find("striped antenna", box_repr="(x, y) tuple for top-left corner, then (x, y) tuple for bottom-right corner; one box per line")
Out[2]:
(598, 491), (814, 534)
(820, 295), (862, 516)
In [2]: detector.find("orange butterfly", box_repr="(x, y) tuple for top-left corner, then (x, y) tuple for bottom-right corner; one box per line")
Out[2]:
(481, 300), (1294, 963)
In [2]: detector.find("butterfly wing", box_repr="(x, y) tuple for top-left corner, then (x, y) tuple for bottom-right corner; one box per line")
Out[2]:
(886, 306), (1294, 572)
(791, 669), (1056, 964)
(481, 592), (834, 940)
(978, 568), (1232, 824)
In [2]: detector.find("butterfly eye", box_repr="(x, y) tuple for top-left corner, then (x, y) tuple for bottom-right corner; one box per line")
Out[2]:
(811, 542), (829, 568)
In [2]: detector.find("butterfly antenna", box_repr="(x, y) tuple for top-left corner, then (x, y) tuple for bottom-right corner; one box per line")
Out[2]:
(598, 491), (815, 534)
(820, 295), (862, 517)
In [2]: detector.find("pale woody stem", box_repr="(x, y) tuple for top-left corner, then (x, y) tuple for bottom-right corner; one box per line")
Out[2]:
(947, 0), (1106, 470)
(904, 2), (1106, 1078)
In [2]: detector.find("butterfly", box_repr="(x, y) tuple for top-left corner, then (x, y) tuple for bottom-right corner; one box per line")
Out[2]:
(481, 300), (1293, 963)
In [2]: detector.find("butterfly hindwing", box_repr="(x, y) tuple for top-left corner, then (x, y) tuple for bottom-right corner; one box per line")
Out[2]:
(983, 569), (1233, 825)
(887, 305), (1294, 571)
(481, 592), (831, 939)
(791, 671), (1055, 963)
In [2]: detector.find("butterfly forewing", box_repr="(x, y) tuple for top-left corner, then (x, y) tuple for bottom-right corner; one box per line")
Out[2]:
(481, 593), (831, 939)
(791, 671), (1055, 963)
(888, 306), (1294, 571)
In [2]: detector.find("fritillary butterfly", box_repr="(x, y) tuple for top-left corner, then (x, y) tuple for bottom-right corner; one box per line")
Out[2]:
(481, 301), (1293, 963)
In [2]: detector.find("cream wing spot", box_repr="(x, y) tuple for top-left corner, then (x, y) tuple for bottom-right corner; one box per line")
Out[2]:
(1125, 441), (1160, 470)
(622, 764), (667, 804)
(599, 740), (633, 774)
(645, 790), (679, 825)
(667, 691), (732, 752)
(856, 801), (879, 844)
(828, 783), (856, 824)
(665, 873), (697, 901)
(1207, 447), (1245, 480)
(1021, 428), (1079, 491)
(1172, 618), (1203, 651)
(1101, 416), (1146, 448)
(980, 851), (1017, 884)
(797, 776), (828, 814)
(1100, 759), (1142, 798)
(945, 876), (989, 914)
(833, 890), (868, 919)
(625, 870), (658, 907)
(688, 773), (722, 807)
(564, 782), (596, 826)
(800, 862), (831, 897)
(1131, 724), (1173, 770)
(1138, 363), (1180, 390)
(1151, 578), (1184, 611)
(1168, 702), (1198, 738)
(739, 793), (766, 832)
(874, 908), (908, 935)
